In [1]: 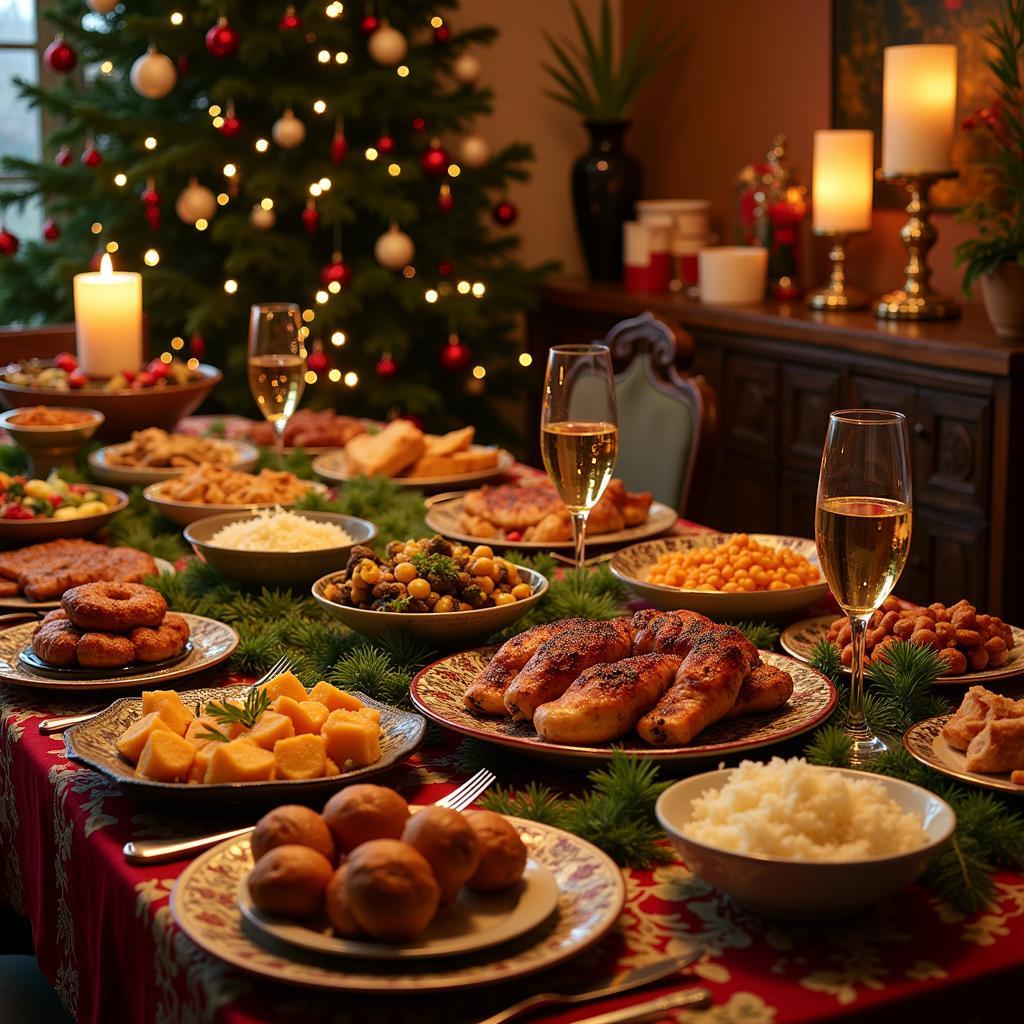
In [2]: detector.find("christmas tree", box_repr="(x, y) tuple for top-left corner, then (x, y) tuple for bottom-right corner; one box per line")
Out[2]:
(0, 0), (550, 442)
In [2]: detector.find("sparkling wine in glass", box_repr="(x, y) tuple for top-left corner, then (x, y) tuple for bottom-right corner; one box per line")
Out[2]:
(247, 303), (306, 460)
(815, 409), (913, 766)
(541, 344), (619, 572)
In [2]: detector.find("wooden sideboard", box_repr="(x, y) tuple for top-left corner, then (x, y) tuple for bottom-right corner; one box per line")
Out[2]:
(527, 280), (1024, 620)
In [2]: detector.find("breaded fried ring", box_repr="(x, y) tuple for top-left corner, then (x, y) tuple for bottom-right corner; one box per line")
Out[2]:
(35, 608), (69, 630)
(130, 615), (190, 663)
(62, 582), (167, 632)
(31, 619), (83, 667)
(77, 631), (136, 668)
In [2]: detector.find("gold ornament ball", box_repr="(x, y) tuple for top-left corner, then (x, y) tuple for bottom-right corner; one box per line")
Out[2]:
(452, 53), (481, 85)
(368, 23), (408, 66)
(250, 204), (276, 230)
(130, 48), (177, 99)
(175, 180), (217, 225)
(459, 134), (490, 169)
(374, 225), (415, 269)
(272, 110), (306, 149)
(87, 0), (119, 13)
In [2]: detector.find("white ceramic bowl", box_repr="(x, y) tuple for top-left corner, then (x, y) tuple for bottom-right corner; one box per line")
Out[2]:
(312, 566), (548, 645)
(89, 438), (260, 487)
(184, 510), (377, 589)
(656, 766), (955, 921)
(610, 534), (830, 620)
(143, 480), (327, 526)
(698, 246), (768, 305)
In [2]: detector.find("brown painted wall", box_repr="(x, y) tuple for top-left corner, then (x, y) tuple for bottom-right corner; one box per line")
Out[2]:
(623, 0), (974, 299)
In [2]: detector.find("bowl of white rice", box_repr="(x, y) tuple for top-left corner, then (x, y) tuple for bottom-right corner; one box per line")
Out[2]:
(184, 508), (376, 589)
(656, 757), (955, 920)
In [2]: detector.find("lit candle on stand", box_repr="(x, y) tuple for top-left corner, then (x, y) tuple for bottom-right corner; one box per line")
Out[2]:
(881, 44), (957, 174)
(72, 253), (143, 377)
(812, 130), (874, 234)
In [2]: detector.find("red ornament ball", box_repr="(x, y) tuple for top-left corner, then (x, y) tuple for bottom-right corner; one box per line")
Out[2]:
(45, 37), (77, 74)
(330, 131), (347, 164)
(360, 14), (380, 33)
(301, 204), (320, 235)
(55, 145), (73, 167)
(375, 355), (397, 379)
(376, 134), (395, 155)
(141, 186), (160, 206)
(42, 218), (60, 242)
(279, 6), (302, 31)
(176, 53), (190, 76)
(492, 199), (518, 226)
(420, 143), (450, 177)
(440, 340), (471, 374)
(0, 227), (19, 257)
(190, 333), (205, 358)
(438, 261), (453, 277)
(81, 145), (102, 168)
(206, 18), (240, 59)
(320, 258), (351, 288)
(144, 206), (161, 230)
(411, 116), (427, 133)
(308, 350), (329, 373)
(218, 115), (242, 138)
(433, 25), (450, 44)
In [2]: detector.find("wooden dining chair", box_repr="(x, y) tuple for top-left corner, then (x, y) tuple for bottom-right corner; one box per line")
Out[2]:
(603, 312), (717, 517)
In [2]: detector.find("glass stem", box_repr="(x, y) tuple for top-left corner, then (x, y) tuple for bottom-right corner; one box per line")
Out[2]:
(571, 509), (590, 573)
(845, 613), (873, 741)
(273, 419), (286, 468)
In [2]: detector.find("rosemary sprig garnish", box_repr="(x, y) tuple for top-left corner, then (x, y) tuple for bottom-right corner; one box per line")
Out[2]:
(195, 724), (231, 744)
(205, 687), (271, 730)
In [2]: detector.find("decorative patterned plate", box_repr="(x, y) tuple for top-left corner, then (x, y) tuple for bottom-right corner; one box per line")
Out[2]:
(171, 817), (625, 991)
(424, 495), (679, 552)
(781, 615), (1024, 686)
(64, 688), (425, 809)
(312, 447), (515, 491)
(0, 613), (238, 691)
(410, 648), (837, 767)
(0, 556), (176, 612)
(903, 714), (1024, 795)
(610, 534), (830, 621)
(238, 857), (559, 960)
(88, 438), (260, 486)
(19, 640), (193, 679)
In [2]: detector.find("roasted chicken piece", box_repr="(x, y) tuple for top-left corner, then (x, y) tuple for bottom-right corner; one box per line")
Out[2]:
(942, 686), (1024, 751)
(635, 610), (759, 746)
(463, 618), (589, 716)
(720, 663), (794, 720)
(533, 653), (681, 744)
(966, 716), (1024, 773)
(503, 617), (634, 721)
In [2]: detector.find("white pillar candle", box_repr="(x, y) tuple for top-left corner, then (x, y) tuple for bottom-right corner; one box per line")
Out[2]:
(698, 246), (768, 305)
(812, 129), (874, 233)
(73, 253), (143, 377)
(622, 220), (651, 266)
(881, 44), (957, 175)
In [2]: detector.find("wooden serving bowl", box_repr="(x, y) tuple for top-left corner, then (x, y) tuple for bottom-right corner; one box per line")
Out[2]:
(0, 362), (221, 441)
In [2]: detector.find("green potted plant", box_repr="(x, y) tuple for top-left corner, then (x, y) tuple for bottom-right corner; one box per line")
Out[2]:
(954, 0), (1024, 336)
(543, 1), (680, 280)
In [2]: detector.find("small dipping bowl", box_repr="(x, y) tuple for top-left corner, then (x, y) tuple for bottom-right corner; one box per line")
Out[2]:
(0, 406), (105, 477)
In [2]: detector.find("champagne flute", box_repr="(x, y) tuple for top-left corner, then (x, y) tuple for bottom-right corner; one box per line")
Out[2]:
(247, 303), (306, 462)
(541, 344), (619, 572)
(815, 409), (913, 766)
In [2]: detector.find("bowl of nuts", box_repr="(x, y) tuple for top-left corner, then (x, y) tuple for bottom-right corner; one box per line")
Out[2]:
(311, 536), (548, 644)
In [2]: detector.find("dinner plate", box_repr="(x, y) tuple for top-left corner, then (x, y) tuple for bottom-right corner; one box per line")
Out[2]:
(410, 647), (837, 768)
(313, 447), (515, 491)
(171, 816), (625, 991)
(903, 713), (1024, 795)
(143, 479), (327, 526)
(781, 614), (1024, 686)
(610, 534), (830, 621)
(64, 688), (425, 809)
(88, 438), (260, 486)
(238, 857), (558, 960)
(19, 640), (193, 679)
(0, 556), (176, 612)
(0, 613), (237, 691)
(424, 495), (679, 552)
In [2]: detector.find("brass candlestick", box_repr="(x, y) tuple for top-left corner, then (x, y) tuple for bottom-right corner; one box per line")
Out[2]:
(876, 170), (960, 320)
(807, 232), (868, 311)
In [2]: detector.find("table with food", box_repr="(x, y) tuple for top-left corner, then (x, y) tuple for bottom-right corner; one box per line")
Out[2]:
(1, 339), (1023, 1024)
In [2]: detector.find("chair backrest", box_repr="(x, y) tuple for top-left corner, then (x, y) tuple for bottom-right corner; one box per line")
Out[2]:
(604, 312), (716, 516)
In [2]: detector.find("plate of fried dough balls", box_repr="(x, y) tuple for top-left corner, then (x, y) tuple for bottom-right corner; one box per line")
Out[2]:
(239, 783), (559, 959)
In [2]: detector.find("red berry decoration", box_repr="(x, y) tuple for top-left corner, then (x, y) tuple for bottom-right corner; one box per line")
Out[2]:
(375, 354), (397, 378)
(218, 113), (242, 138)
(205, 17), (240, 59)
(308, 350), (329, 373)
(147, 358), (169, 380)
(420, 142), (449, 177)
(55, 145), (73, 167)
(438, 183), (453, 213)
(0, 227), (19, 256)
(301, 200), (320, 235)
(45, 36), (77, 74)
(54, 352), (78, 373)
(376, 134), (395, 155)
(360, 14), (380, 33)
(438, 261), (453, 277)
(330, 129), (347, 165)
(279, 5), (301, 31)
(492, 199), (518, 226)
(320, 254), (352, 288)
(411, 116), (427, 133)
(42, 218), (60, 242)
(440, 338), (471, 373)
(433, 25), (450, 44)
(67, 369), (88, 389)
(81, 144), (102, 168)
(132, 371), (155, 389)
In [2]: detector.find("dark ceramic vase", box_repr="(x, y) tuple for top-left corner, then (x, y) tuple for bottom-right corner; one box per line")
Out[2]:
(571, 120), (641, 281)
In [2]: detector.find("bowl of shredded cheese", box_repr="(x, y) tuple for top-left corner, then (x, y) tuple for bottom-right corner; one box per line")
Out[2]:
(184, 508), (376, 589)
(656, 757), (955, 920)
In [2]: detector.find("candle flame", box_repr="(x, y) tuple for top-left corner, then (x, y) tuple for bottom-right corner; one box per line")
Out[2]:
(100, 252), (113, 277)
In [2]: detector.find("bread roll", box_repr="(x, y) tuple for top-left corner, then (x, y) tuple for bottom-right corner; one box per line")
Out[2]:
(251, 805), (336, 865)
(346, 839), (440, 941)
(401, 806), (481, 903)
(322, 784), (410, 853)
(464, 811), (527, 892)
(325, 864), (363, 938)
(247, 844), (333, 918)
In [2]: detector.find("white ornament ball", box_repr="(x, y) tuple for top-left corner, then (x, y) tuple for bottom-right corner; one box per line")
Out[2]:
(452, 53), (481, 85)
(250, 204), (276, 230)
(272, 109), (306, 149)
(374, 225), (415, 270)
(175, 180), (217, 225)
(130, 48), (177, 99)
(87, 0), (119, 13)
(368, 23), (408, 66)
(459, 134), (490, 169)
